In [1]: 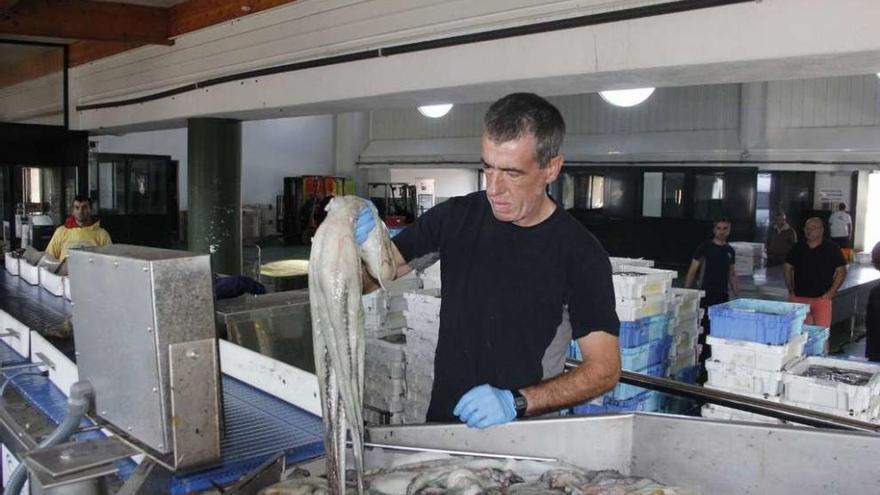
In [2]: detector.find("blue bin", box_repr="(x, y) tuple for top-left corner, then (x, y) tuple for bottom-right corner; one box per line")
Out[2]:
(707, 299), (809, 344)
(644, 313), (670, 341)
(605, 390), (661, 412)
(620, 343), (650, 371)
(647, 335), (673, 366)
(670, 365), (699, 384)
(619, 319), (650, 348)
(608, 361), (668, 400)
(803, 325), (830, 356)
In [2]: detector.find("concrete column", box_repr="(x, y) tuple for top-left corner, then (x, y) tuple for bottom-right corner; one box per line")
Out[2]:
(738, 82), (768, 158)
(187, 118), (241, 275)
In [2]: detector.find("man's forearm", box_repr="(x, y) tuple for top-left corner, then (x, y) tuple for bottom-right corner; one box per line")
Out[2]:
(825, 267), (847, 297)
(520, 353), (619, 416)
(784, 265), (795, 293)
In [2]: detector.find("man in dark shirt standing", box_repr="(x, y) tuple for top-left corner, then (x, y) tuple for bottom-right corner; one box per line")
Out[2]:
(684, 218), (739, 364)
(785, 217), (847, 328)
(357, 93), (621, 428)
(866, 241), (880, 362)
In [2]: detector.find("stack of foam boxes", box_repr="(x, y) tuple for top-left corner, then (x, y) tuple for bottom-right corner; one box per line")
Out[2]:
(701, 298), (809, 424)
(400, 289), (442, 424)
(571, 262), (676, 414)
(781, 356), (880, 424)
(362, 274), (421, 425)
(729, 242), (766, 276)
(662, 288), (705, 413)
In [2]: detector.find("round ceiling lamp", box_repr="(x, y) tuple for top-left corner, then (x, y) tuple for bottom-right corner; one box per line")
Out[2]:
(599, 87), (656, 107)
(417, 103), (453, 118)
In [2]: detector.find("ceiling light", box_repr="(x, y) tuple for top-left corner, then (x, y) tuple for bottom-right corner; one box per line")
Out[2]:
(417, 104), (453, 118)
(599, 88), (655, 107)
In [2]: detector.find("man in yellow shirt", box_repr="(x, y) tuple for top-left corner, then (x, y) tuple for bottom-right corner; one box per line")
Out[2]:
(45, 195), (112, 262)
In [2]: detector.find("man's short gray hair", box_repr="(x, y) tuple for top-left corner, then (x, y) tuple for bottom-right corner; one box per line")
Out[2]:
(483, 93), (566, 168)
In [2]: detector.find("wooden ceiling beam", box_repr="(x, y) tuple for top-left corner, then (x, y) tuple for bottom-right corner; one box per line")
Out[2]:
(170, 0), (296, 35)
(0, 46), (62, 87)
(0, 0), (172, 45)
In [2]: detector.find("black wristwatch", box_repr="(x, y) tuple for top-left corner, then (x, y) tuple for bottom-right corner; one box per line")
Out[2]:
(511, 389), (528, 418)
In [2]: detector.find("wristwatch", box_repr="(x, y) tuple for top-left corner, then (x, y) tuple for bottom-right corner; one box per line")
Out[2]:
(511, 389), (528, 418)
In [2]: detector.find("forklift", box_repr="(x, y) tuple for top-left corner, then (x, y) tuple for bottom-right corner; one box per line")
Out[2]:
(277, 176), (348, 245)
(368, 182), (417, 233)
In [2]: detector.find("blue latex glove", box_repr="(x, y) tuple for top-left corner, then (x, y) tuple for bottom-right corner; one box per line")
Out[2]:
(453, 384), (517, 429)
(354, 204), (375, 246)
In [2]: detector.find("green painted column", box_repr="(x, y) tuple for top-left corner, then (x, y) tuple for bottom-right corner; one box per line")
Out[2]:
(188, 118), (241, 275)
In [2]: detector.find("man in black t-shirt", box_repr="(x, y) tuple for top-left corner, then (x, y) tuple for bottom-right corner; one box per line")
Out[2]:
(684, 218), (739, 364)
(784, 217), (847, 328)
(357, 93), (621, 427)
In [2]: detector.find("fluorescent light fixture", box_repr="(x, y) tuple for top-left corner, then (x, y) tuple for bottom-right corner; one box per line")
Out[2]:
(599, 87), (655, 107)
(417, 103), (453, 118)
(876, 72), (880, 79)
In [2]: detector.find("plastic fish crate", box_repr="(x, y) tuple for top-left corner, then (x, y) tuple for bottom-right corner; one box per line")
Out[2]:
(701, 404), (783, 425)
(707, 298), (809, 345)
(669, 349), (697, 372)
(4, 253), (19, 276)
(648, 335), (673, 366)
(672, 287), (705, 303)
(670, 365), (700, 384)
(803, 325), (830, 357)
(782, 356), (880, 413)
(705, 359), (785, 396)
(661, 394), (699, 415)
(781, 396), (880, 423)
(602, 390), (662, 413)
(616, 293), (669, 322)
(612, 265), (675, 299)
(39, 267), (64, 297)
(619, 319), (650, 348)
(19, 262), (40, 285)
(609, 257), (654, 271)
(670, 331), (695, 359)
(644, 313), (670, 341)
(706, 332), (806, 371)
(608, 362), (668, 400)
(620, 336), (671, 371)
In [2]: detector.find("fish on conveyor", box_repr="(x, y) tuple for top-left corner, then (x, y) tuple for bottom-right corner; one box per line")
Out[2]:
(308, 196), (396, 494)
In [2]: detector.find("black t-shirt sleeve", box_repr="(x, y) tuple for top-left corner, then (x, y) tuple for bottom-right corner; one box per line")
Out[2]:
(568, 245), (620, 339)
(785, 244), (799, 266)
(728, 245), (736, 265)
(693, 240), (707, 261)
(828, 242), (846, 268)
(392, 199), (450, 268)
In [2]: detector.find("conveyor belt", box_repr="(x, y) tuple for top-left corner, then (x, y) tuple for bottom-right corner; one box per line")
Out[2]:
(0, 340), (324, 493)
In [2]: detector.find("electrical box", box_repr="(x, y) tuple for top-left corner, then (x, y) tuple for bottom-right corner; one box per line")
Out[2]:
(68, 245), (221, 469)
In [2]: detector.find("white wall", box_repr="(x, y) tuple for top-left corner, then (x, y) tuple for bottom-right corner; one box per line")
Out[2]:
(92, 115), (336, 207)
(242, 115), (335, 205)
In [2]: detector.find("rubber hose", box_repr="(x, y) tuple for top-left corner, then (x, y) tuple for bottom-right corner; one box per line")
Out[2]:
(5, 381), (93, 495)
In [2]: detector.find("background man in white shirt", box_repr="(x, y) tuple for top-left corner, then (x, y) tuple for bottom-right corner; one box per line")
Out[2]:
(829, 202), (852, 249)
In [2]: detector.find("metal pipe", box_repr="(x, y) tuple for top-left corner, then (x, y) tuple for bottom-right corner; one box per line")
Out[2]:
(0, 362), (46, 372)
(359, 441), (558, 463)
(564, 359), (880, 433)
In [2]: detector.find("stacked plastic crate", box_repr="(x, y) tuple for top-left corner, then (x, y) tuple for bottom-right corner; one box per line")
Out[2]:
(729, 242), (766, 276)
(701, 298), (809, 424)
(571, 263), (676, 414)
(802, 325), (830, 356)
(781, 356), (880, 424)
(362, 274), (421, 425)
(662, 288), (705, 413)
(400, 289), (442, 424)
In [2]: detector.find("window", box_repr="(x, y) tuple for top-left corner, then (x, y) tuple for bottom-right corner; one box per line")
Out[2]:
(662, 172), (685, 218)
(642, 172), (663, 217)
(572, 174), (604, 210)
(694, 173), (725, 220)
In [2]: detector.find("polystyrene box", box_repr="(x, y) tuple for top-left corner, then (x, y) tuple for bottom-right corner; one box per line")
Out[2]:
(612, 265), (675, 299)
(19, 261), (40, 285)
(39, 267), (64, 296)
(782, 356), (880, 414)
(3, 252), (19, 275)
(706, 332), (806, 372)
(705, 359), (786, 396)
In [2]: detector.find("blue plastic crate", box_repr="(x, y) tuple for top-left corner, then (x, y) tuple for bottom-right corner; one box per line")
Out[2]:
(670, 364), (699, 384)
(644, 313), (670, 341)
(619, 319), (650, 348)
(707, 298), (809, 345)
(803, 325), (830, 356)
(647, 335), (673, 366)
(608, 361), (668, 400)
(605, 390), (662, 412)
(620, 342), (650, 370)
(571, 401), (609, 415)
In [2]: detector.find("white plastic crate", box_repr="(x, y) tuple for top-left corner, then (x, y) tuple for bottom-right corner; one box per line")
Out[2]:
(19, 261), (40, 285)
(616, 292), (669, 321)
(781, 396), (880, 423)
(670, 331), (696, 358)
(670, 349), (697, 372)
(672, 287), (705, 303)
(39, 267), (64, 296)
(701, 403), (783, 425)
(855, 251), (873, 265)
(706, 332), (806, 372)
(4, 252), (19, 275)
(609, 257), (654, 271)
(705, 359), (785, 396)
(612, 265), (675, 299)
(782, 356), (880, 414)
